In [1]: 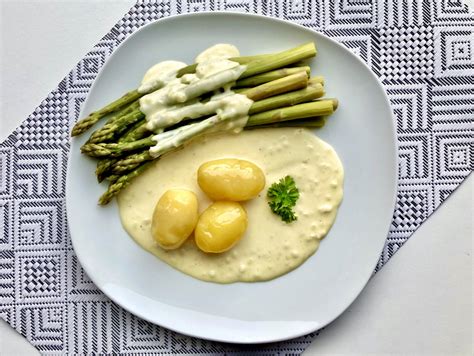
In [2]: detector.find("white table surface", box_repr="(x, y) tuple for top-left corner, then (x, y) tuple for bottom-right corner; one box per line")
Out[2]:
(0, 2), (472, 355)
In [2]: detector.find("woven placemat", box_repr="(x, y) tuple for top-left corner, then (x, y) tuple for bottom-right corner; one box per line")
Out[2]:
(0, 1), (472, 354)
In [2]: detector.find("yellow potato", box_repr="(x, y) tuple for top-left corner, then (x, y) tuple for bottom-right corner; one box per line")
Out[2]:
(195, 201), (248, 253)
(197, 159), (265, 201)
(151, 189), (198, 250)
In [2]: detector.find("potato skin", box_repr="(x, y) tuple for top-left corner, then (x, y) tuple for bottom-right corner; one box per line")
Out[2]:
(197, 159), (265, 201)
(195, 201), (248, 253)
(151, 189), (198, 250)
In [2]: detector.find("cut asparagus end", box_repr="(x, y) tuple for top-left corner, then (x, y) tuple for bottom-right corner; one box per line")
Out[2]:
(310, 76), (324, 86)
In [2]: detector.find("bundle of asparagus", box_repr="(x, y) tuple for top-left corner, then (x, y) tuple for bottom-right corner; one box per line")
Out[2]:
(72, 42), (339, 205)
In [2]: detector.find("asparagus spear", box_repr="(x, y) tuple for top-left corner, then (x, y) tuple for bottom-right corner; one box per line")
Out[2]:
(106, 174), (120, 184)
(246, 117), (326, 129)
(172, 59), (311, 104)
(247, 80), (323, 114)
(106, 101), (140, 124)
(98, 162), (154, 205)
(236, 75), (324, 95)
(110, 151), (152, 175)
(246, 99), (337, 127)
(87, 109), (145, 144)
(118, 119), (149, 143)
(96, 158), (118, 183)
(71, 90), (142, 136)
(82, 136), (156, 157)
(235, 66), (310, 87)
(106, 115), (238, 177)
(243, 71), (308, 101)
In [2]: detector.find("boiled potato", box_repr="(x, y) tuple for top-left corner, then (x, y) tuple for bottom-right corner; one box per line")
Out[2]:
(151, 189), (198, 250)
(195, 201), (248, 253)
(197, 159), (265, 201)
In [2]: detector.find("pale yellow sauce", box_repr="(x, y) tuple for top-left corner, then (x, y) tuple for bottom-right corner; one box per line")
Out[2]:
(117, 128), (344, 283)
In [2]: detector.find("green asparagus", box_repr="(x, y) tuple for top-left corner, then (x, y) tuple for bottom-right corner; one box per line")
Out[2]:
(246, 117), (326, 129)
(235, 66), (310, 87)
(246, 99), (337, 127)
(118, 118), (148, 143)
(98, 162), (154, 205)
(71, 90), (142, 136)
(82, 136), (156, 158)
(87, 109), (144, 144)
(96, 158), (118, 183)
(243, 71), (308, 101)
(177, 53), (273, 77)
(248, 80), (323, 114)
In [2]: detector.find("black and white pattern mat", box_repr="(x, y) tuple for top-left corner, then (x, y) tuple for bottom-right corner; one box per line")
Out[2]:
(0, 0), (472, 354)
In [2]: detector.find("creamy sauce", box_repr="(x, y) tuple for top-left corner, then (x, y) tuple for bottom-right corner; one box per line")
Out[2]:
(138, 60), (187, 94)
(149, 94), (253, 158)
(138, 44), (253, 152)
(118, 128), (344, 283)
(195, 44), (240, 62)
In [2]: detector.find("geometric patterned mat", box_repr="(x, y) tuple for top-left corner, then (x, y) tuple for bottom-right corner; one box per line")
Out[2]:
(0, 1), (472, 354)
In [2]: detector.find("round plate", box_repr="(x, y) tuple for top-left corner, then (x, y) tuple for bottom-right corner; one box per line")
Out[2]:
(67, 12), (397, 343)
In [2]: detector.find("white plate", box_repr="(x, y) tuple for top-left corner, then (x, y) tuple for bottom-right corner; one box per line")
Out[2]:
(67, 12), (397, 343)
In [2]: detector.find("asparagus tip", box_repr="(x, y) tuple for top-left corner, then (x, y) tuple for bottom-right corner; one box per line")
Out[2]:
(98, 193), (112, 206)
(71, 124), (85, 137)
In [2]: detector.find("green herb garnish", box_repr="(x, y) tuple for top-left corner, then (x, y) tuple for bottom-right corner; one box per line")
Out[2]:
(267, 175), (300, 223)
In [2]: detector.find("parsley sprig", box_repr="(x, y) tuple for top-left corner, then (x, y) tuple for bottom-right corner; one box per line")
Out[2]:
(267, 175), (300, 223)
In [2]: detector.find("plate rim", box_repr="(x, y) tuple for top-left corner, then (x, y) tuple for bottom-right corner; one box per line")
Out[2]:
(66, 11), (398, 344)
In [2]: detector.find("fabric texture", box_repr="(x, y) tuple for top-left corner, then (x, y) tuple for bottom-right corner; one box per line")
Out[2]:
(0, 0), (472, 354)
